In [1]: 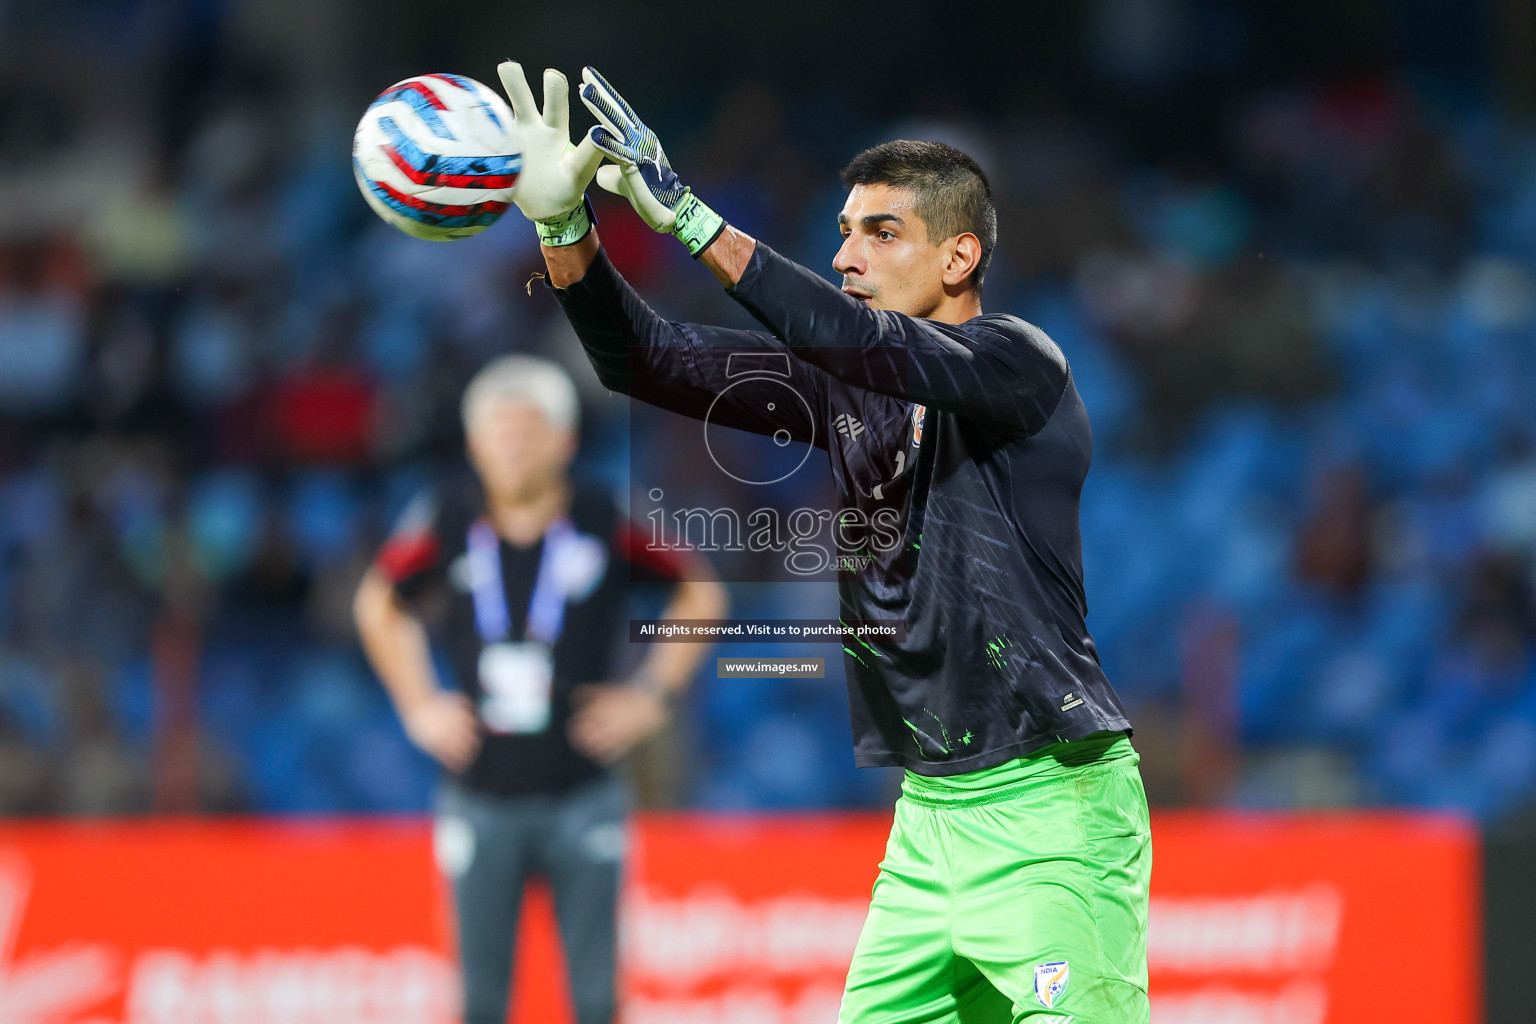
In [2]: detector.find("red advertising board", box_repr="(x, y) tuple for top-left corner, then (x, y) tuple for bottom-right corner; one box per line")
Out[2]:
(0, 813), (1477, 1024)
(0, 819), (458, 1024)
(1147, 813), (1479, 1024)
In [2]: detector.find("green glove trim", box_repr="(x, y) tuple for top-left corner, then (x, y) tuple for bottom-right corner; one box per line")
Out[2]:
(671, 191), (726, 257)
(536, 195), (597, 247)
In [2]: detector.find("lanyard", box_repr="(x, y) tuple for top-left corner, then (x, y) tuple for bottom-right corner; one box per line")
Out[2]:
(466, 516), (576, 645)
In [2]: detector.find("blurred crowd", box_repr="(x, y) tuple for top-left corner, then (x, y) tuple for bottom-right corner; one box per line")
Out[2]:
(2, 0), (1536, 821)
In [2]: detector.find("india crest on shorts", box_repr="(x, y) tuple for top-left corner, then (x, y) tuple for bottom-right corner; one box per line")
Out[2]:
(1034, 960), (1070, 1008)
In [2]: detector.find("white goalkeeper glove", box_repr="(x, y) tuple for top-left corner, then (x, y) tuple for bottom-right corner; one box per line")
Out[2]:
(578, 67), (726, 257)
(496, 61), (605, 246)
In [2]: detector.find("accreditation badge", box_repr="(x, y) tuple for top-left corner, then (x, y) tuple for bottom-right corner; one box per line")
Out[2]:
(477, 641), (554, 734)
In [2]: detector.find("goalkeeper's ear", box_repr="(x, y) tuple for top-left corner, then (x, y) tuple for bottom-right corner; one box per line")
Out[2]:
(942, 232), (985, 291)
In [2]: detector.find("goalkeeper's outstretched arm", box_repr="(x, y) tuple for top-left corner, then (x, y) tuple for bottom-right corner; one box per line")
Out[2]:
(577, 67), (1068, 438)
(497, 61), (833, 445)
(542, 229), (830, 451)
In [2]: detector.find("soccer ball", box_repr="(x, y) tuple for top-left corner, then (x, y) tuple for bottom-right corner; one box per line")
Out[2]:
(352, 74), (521, 241)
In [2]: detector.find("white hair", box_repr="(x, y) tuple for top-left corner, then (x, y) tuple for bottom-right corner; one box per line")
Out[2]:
(461, 355), (580, 434)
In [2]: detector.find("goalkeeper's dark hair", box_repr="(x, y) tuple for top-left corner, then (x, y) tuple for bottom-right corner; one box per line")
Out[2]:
(841, 140), (997, 294)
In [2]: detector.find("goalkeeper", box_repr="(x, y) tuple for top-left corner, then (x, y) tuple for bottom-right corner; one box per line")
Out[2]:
(498, 63), (1151, 1024)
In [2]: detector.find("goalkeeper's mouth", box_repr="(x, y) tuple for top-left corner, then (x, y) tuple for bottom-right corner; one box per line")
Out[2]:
(842, 286), (875, 306)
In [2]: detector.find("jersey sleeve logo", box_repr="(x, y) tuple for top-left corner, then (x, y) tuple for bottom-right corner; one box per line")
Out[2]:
(834, 412), (866, 444)
(1034, 961), (1070, 1009)
(911, 404), (926, 445)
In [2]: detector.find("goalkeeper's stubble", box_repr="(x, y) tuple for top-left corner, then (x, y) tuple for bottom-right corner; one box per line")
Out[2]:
(832, 182), (984, 325)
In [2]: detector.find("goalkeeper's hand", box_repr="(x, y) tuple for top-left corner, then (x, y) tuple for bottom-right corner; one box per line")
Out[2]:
(496, 61), (604, 246)
(578, 67), (726, 257)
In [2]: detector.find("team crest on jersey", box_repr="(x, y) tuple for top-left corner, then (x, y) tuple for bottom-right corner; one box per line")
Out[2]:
(1034, 961), (1070, 1009)
(911, 404), (926, 445)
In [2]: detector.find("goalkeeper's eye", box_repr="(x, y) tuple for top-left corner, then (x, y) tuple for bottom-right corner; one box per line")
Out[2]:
(877, 229), (896, 242)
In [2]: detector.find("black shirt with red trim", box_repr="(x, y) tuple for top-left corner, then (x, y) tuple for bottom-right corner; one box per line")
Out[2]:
(374, 479), (689, 797)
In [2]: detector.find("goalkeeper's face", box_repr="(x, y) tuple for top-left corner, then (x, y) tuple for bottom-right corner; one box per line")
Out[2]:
(467, 398), (577, 502)
(835, 184), (958, 319)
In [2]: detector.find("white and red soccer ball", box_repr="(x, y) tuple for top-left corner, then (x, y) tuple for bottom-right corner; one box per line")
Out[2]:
(352, 73), (521, 241)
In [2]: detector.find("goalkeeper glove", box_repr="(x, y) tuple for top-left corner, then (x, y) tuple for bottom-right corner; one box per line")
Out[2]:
(495, 62), (605, 246)
(578, 67), (726, 257)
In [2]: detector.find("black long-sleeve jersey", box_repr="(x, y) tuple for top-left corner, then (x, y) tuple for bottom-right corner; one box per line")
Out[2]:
(553, 242), (1130, 775)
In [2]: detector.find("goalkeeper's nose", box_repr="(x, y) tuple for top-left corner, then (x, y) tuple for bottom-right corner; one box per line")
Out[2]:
(834, 234), (868, 280)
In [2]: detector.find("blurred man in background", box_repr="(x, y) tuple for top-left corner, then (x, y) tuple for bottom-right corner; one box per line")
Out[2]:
(353, 354), (726, 1024)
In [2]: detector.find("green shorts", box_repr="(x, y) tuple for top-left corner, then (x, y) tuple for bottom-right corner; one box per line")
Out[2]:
(838, 733), (1151, 1024)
